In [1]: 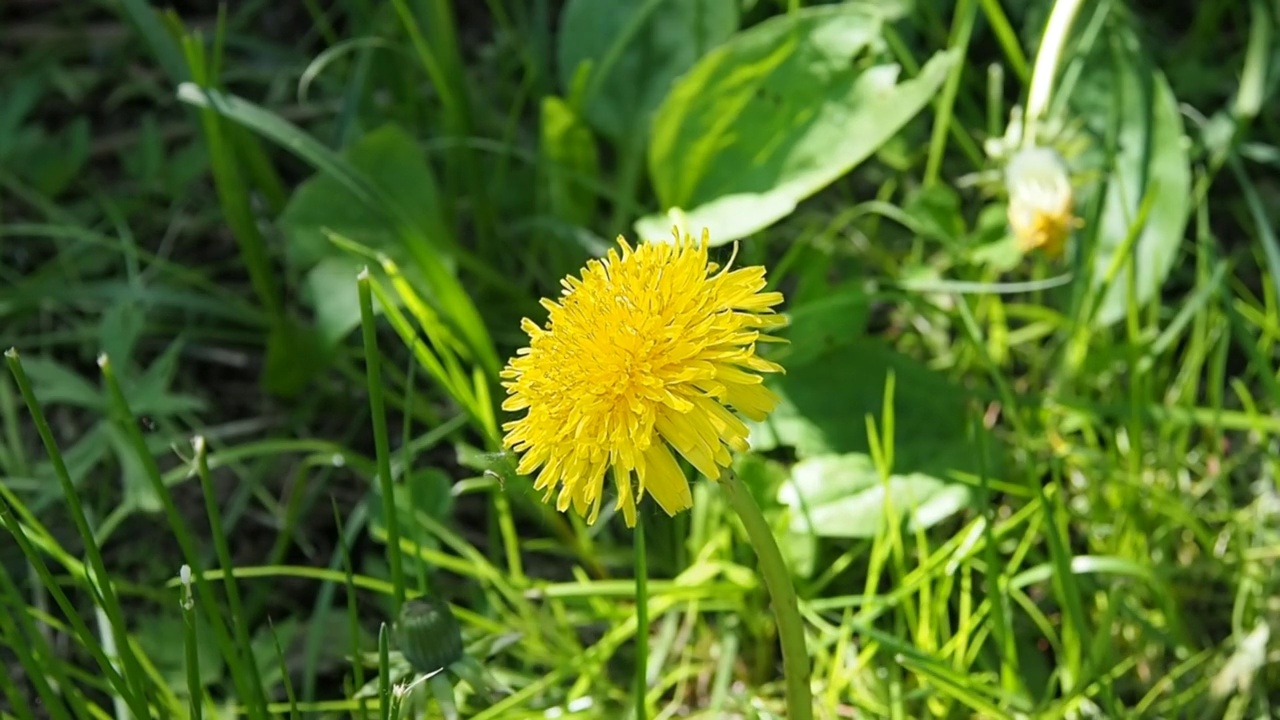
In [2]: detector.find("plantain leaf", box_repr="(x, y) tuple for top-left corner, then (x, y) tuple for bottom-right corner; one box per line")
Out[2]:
(638, 4), (955, 245)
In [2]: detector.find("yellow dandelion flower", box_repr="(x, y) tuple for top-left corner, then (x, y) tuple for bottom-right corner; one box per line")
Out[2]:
(1005, 145), (1079, 258)
(499, 228), (787, 527)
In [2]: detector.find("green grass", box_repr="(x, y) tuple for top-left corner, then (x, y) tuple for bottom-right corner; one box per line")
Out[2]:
(2, 0), (1280, 718)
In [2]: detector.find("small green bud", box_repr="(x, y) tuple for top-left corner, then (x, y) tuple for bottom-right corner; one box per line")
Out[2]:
(395, 597), (463, 675)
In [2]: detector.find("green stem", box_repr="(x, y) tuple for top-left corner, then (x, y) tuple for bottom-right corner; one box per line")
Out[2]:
(378, 623), (393, 720)
(193, 436), (267, 703)
(923, 0), (977, 187)
(1024, 0), (1085, 140)
(633, 513), (649, 720)
(5, 349), (152, 716)
(719, 470), (812, 720)
(359, 270), (406, 613)
(181, 567), (204, 720)
(98, 354), (270, 717)
(0, 560), (76, 720)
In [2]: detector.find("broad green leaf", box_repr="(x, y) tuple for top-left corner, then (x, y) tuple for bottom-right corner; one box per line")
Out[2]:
(20, 357), (101, 409)
(754, 307), (995, 537)
(55, 427), (110, 496)
(370, 468), (453, 576)
(966, 204), (1024, 272)
(105, 423), (161, 513)
(639, 4), (956, 245)
(778, 453), (972, 538)
(281, 123), (451, 270)
(377, 467), (454, 539)
(280, 124), (453, 346)
(557, 0), (738, 142)
(131, 341), (205, 416)
(540, 96), (600, 226)
(902, 183), (966, 246)
(770, 286), (870, 368)
(1071, 24), (1191, 327)
(752, 337), (985, 463)
(305, 256), (369, 346)
(737, 453), (815, 578)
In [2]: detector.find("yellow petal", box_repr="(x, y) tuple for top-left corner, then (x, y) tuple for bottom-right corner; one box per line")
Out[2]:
(640, 443), (692, 516)
(612, 465), (637, 527)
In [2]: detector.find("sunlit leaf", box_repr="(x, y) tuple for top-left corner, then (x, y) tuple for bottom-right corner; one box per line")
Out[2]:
(639, 4), (955, 245)
(779, 453), (973, 538)
(1071, 23), (1191, 327)
(753, 294), (995, 538)
(557, 0), (738, 142)
(540, 96), (600, 226)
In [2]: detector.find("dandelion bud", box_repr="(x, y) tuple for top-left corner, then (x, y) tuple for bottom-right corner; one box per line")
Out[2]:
(1004, 146), (1077, 258)
(395, 597), (463, 675)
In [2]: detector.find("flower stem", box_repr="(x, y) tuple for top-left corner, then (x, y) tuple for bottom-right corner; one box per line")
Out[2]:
(359, 269), (406, 614)
(1025, 0), (1085, 138)
(719, 471), (813, 720)
(633, 512), (650, 720)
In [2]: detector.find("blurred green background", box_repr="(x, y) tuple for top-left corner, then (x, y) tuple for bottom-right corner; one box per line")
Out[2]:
(2, 0), (1279, 717)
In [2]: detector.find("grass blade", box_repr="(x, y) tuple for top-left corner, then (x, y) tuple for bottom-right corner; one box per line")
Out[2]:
(98, 353), (271, 718)
(359, 269), (407, 612)
(174, 84), (501, 379)
(5, 349), (153, 716)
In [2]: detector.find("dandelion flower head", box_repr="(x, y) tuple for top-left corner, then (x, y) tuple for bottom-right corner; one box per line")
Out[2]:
(500, 228), (786, 527)
(1005, 145), (1078, 258)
